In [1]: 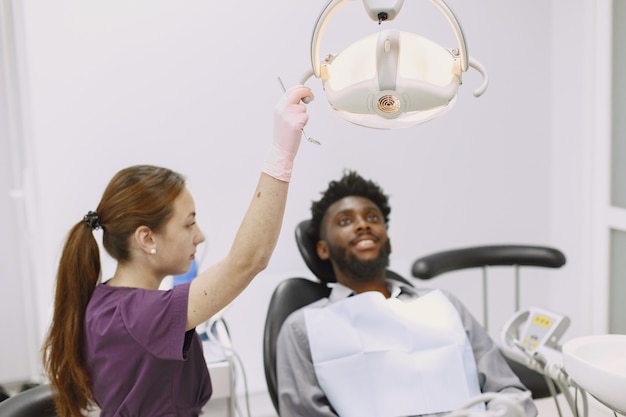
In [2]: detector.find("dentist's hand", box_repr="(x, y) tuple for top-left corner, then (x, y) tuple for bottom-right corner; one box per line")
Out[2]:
(263, 85), (314, 182)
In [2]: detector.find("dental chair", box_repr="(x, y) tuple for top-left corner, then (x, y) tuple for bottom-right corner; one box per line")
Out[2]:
(411, 245), (567, 400)
(263, 221), (566, 414)
(0, 384), (58, 417)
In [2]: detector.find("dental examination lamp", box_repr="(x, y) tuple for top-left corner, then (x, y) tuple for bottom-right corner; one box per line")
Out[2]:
(300, 0), (489, 129)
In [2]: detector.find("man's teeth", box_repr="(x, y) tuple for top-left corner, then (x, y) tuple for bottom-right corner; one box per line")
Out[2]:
(355, 239), (375, 248)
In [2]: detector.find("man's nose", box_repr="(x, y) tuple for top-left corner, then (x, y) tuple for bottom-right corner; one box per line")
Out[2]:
(354, 215), (370, 231)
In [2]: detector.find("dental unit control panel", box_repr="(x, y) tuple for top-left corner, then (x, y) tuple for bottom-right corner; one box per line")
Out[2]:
(501, 307), (570, 376)
(515, 308), (570, 352)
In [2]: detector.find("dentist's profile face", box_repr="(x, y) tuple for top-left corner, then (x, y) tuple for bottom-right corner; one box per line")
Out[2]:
(154, 187), (206, 277)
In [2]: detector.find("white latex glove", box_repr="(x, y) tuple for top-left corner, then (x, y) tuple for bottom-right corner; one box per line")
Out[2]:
(262, 85), (313, 182)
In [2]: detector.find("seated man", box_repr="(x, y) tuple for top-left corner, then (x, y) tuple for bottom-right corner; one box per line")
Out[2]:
(276, 170), (537, 417)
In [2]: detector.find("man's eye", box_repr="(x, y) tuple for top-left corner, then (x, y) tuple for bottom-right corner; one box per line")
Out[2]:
(368, 214), (380, 223)
(338, 218), (351, 226)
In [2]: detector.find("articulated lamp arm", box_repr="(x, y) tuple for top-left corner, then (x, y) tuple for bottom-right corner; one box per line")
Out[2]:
(308, 0), (470, 79)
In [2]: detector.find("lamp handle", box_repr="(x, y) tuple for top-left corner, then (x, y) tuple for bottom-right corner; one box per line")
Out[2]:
(469, 57), (489, 97)
(309, 0), (469, 78)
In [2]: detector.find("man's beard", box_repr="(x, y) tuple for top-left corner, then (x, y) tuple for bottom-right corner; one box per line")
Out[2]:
(328, 238), (391, 280)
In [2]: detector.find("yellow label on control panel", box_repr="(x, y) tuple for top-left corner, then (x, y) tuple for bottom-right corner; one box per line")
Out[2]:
(531, 315), (552, 328)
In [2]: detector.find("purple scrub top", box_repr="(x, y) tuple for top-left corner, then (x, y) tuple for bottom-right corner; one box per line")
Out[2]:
(85, 281), (212, 416)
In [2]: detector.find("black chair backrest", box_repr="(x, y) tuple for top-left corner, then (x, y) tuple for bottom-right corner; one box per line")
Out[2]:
(263, 277), (331, 412)
(0, 384), (58, 417)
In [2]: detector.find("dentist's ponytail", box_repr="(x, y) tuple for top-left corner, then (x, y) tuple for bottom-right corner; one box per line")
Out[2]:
(42, 219), (100, 417)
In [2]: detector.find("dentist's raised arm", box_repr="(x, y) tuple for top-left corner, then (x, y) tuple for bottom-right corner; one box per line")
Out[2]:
(187, 85), (314, 330)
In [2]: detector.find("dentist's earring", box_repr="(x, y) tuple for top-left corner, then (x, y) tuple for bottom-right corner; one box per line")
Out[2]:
(150, 248), (157, 255)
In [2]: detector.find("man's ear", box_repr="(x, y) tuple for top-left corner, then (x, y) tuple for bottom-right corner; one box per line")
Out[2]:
(316, 240), (330, 260)
(134, 225), (156, 255)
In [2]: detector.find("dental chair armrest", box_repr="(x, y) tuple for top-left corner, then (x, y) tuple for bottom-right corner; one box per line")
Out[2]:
(412, 245), (566, 280)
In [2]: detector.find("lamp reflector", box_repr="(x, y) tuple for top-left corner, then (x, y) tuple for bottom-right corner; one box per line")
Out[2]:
(320, 30), (461, 129)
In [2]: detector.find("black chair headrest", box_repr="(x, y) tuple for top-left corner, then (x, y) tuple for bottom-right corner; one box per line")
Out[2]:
(295, 219), (336, 283)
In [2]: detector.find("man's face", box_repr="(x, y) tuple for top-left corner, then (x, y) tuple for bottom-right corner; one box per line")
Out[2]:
(317, 196), (391, 279)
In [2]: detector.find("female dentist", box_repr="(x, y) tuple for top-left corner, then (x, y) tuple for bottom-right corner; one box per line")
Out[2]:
(42, 85), (313, 417)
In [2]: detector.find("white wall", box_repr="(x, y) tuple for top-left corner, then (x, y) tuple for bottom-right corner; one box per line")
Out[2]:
(0, 0), (44, 385)
(0, 0), (600, 406)
(0, 32), (39, 384)
(548, 0), (596, 338)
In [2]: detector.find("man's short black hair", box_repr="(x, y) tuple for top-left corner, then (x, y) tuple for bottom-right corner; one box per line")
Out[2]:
(309, 170), (391, 241)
